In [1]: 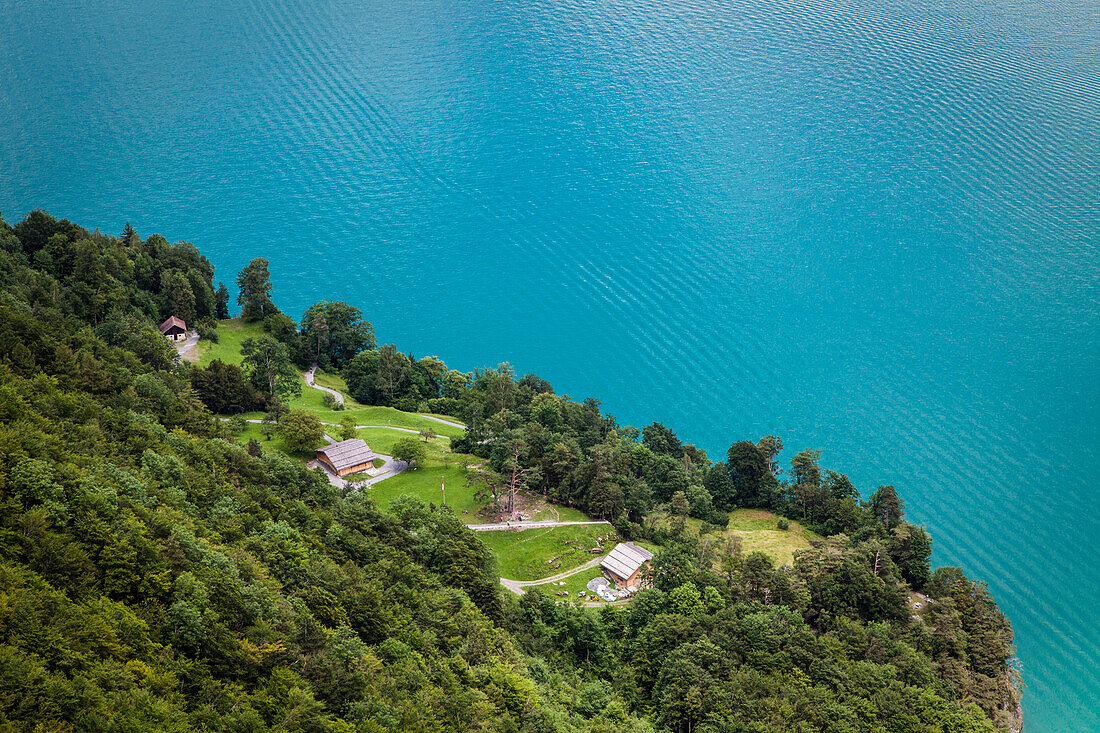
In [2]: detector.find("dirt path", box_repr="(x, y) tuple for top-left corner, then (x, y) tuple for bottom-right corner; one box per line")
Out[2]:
(176, 331), (201, 361)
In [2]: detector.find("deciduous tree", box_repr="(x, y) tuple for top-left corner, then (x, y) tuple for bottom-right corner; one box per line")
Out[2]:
(241, 334), (301, 402)
(236, 257), (276, 321)
(391, 437), (426, 467)
(279, 409), (324, 454)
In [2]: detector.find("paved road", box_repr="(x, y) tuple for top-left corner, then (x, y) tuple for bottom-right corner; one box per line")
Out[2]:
(305, 364), (344, 405)
(467, 520), (612, 532)
(233, 417), (445, 436)
(418, 414), (466, 430)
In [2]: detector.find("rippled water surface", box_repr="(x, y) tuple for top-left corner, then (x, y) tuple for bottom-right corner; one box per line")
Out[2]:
(2, 0), (1098, 727)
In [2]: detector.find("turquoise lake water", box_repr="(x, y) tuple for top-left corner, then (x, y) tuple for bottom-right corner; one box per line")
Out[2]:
(2, 0), (1097, 727)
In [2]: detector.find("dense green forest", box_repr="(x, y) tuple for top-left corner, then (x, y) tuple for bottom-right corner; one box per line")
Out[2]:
(0, 210), (1020, 731)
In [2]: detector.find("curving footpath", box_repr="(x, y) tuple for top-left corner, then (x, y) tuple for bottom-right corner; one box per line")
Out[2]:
(304, 364), (344, 406)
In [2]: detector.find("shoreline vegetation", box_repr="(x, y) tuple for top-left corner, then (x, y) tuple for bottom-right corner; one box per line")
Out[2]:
(0, 210), (1022, 732)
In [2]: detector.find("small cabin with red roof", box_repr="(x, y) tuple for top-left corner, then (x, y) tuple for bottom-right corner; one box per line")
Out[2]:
(158, 316), (188, 342)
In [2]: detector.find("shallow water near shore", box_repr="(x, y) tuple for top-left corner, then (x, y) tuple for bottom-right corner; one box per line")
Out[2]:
(2, 0), (1098, 728)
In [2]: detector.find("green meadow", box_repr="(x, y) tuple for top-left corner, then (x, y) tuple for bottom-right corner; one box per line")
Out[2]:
(197, 319), (465, 435)
(477, 524), (618, 581)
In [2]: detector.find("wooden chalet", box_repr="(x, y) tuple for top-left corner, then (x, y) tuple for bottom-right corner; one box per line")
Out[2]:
(158, 316), (188, 342)
(315, 439), (379, 477)
(600, 542), (654, 592)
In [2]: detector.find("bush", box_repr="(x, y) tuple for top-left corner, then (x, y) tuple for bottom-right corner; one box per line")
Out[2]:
(777, 518), (790, 531)
(195, 323), (219, 343)
(427, 397), (464, 417)
(393, 396), (420, 413)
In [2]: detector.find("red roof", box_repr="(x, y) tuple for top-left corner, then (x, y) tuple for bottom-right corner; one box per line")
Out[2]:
(158, 316), (187, 334)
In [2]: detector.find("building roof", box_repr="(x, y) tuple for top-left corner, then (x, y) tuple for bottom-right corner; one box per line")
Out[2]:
(601, 542), (654, 581)
(158, 316), (187, 334)
(316, 439), (378, 471)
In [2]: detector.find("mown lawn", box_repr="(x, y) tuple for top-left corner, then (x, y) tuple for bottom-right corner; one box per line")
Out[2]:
(529, 567), (608, 602)
(365, 459), (483, 515)
(351, 428), (450, 460)
(335, 406), (466, 438)
(477, 524), (618, 581)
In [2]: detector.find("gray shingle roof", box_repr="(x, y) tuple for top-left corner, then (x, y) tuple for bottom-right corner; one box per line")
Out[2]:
(317, 439), (377, 471)
(601, 542), (654, 581)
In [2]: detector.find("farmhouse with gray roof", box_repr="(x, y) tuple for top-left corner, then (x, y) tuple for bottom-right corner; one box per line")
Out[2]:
(600, 542), (654, 592)
(315, 439), (378, 477)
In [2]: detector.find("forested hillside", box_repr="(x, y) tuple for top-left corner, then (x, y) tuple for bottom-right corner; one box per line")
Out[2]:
(0, 211), (1020, 732)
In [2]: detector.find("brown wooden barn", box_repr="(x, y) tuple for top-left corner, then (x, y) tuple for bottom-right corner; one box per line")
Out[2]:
(158, 316), (188, 342)
(600, 542), (654, 592)
(315, 439), (379, 477)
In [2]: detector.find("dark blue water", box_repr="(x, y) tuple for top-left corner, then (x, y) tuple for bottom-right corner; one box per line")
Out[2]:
(2, 0), (1097, 727)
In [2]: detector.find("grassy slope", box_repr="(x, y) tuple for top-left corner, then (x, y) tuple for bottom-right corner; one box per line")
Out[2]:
(352, 428), (450, 460)
(231, 422), (311, 460)
(206, 322), (616, 578)
(198, 320), (465, 435)
(478, 524), (618, 581)
(367, 460), (482, 516)
(647, 508), (820, 567)
(195, 318), (261, 366)
(724, 509), (821, 566)
(530, 566), (607, 601)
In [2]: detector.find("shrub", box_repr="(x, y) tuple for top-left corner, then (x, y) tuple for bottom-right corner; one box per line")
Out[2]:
(195, 323), (219, 343)
(777, 518), (790, 531)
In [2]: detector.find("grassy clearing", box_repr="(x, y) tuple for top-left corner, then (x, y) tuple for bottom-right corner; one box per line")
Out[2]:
(352, 428), (450, 461)
(237, 401), (466, 437)
(335, 406), (466, 437)
(646, 509), (819, 568)
(199, 321), (466, 435)
(724, 509), (820, 567)
(229, 422), (314, 460)
(366, 459), (483, 515)
(195, 318), (262, 366)
(478, 524), (617, 581)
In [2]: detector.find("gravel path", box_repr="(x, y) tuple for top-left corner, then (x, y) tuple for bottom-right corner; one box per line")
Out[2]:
(175, 331), (201, 361)
(304, 364), (344, 405)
